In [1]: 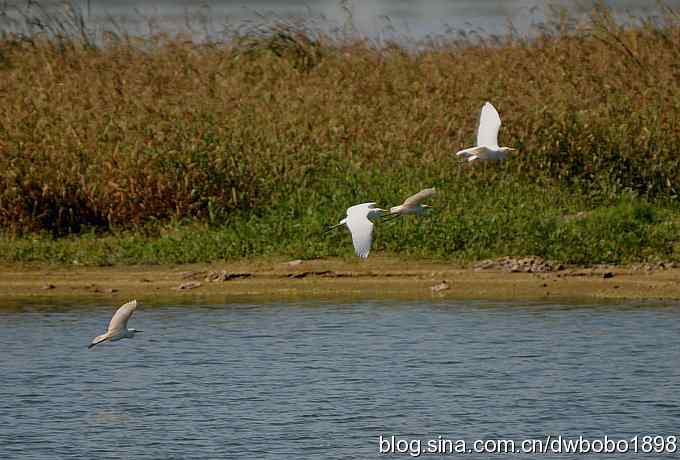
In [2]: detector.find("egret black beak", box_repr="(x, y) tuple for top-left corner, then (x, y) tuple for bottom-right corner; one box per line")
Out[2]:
(381, 213), (402, 223)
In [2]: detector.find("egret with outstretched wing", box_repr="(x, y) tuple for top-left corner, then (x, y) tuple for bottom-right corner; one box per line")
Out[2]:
(88, 300), (143, 349)
(389, 188), (436, 217)
(327, 202), (386, 259)
(456, 102), (516, 162)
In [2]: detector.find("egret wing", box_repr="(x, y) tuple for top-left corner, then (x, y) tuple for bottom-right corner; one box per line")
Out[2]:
(470, 146), (508, 161)
(476, 102), (501, 148)
(345, 213), (374, 259)
(455, 146), (482, 158)
(346, 202), (377, 216)
(107, 300), (137, 333)
(402, 188), (436, 207)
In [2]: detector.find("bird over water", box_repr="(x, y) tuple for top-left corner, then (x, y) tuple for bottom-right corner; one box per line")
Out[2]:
(88, 299), (143, 349)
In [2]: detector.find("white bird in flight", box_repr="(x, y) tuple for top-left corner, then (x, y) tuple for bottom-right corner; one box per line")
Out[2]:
(456, 102), (517, 162)
(88, 300), (143, 349)
(389, 188), (436, 217)
(327, 202), (386, 258)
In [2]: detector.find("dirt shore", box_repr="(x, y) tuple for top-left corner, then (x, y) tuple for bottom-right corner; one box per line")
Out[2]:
(1, 257), (680, 305)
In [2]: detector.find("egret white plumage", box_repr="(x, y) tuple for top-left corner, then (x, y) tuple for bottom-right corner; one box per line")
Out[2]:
(88, 300), (142, 349)
(327, 202), (386, 259)
(389, 188), (436, 217)
(456, 102), (517, 162)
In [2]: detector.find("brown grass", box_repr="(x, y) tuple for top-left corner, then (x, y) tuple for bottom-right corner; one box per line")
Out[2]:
(1, 4), (680, 235)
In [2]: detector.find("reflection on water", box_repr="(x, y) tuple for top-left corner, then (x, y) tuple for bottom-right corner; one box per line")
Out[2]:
(1, 301), (680, 459)
(2, 0), (680, 41)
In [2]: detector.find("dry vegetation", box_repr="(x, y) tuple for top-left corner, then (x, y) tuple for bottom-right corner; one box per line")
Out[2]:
(1, 3), (680, 264)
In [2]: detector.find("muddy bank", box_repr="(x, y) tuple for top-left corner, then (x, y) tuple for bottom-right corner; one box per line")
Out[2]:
(1, 257), (680, 304)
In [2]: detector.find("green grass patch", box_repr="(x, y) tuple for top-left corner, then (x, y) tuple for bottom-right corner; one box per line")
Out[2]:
(2, 175), (678, 265)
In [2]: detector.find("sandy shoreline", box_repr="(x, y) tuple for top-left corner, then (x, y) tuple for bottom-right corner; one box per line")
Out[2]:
(1, 257), (680, 305)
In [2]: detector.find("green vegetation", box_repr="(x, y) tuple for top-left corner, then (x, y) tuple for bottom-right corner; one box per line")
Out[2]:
(1, 3), (680, 265)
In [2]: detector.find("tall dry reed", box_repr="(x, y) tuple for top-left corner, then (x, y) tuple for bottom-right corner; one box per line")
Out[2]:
(1, 3), (680, 235)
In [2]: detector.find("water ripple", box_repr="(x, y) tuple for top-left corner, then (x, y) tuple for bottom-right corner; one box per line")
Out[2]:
(1, 301), (679, 459)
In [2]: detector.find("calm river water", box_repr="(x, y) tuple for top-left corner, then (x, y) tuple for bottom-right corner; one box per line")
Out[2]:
(1, 300), (679, 459)
(4, 0), (680, 41)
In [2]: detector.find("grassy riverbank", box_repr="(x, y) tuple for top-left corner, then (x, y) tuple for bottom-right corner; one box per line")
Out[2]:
(1, 3), (680, 265)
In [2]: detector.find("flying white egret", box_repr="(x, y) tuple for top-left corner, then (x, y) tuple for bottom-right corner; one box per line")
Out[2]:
(326, 202), (386, 259)
(88, 300), (143, 349)
(455, 102), (517, 162)
(389, 187), (436, 217)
